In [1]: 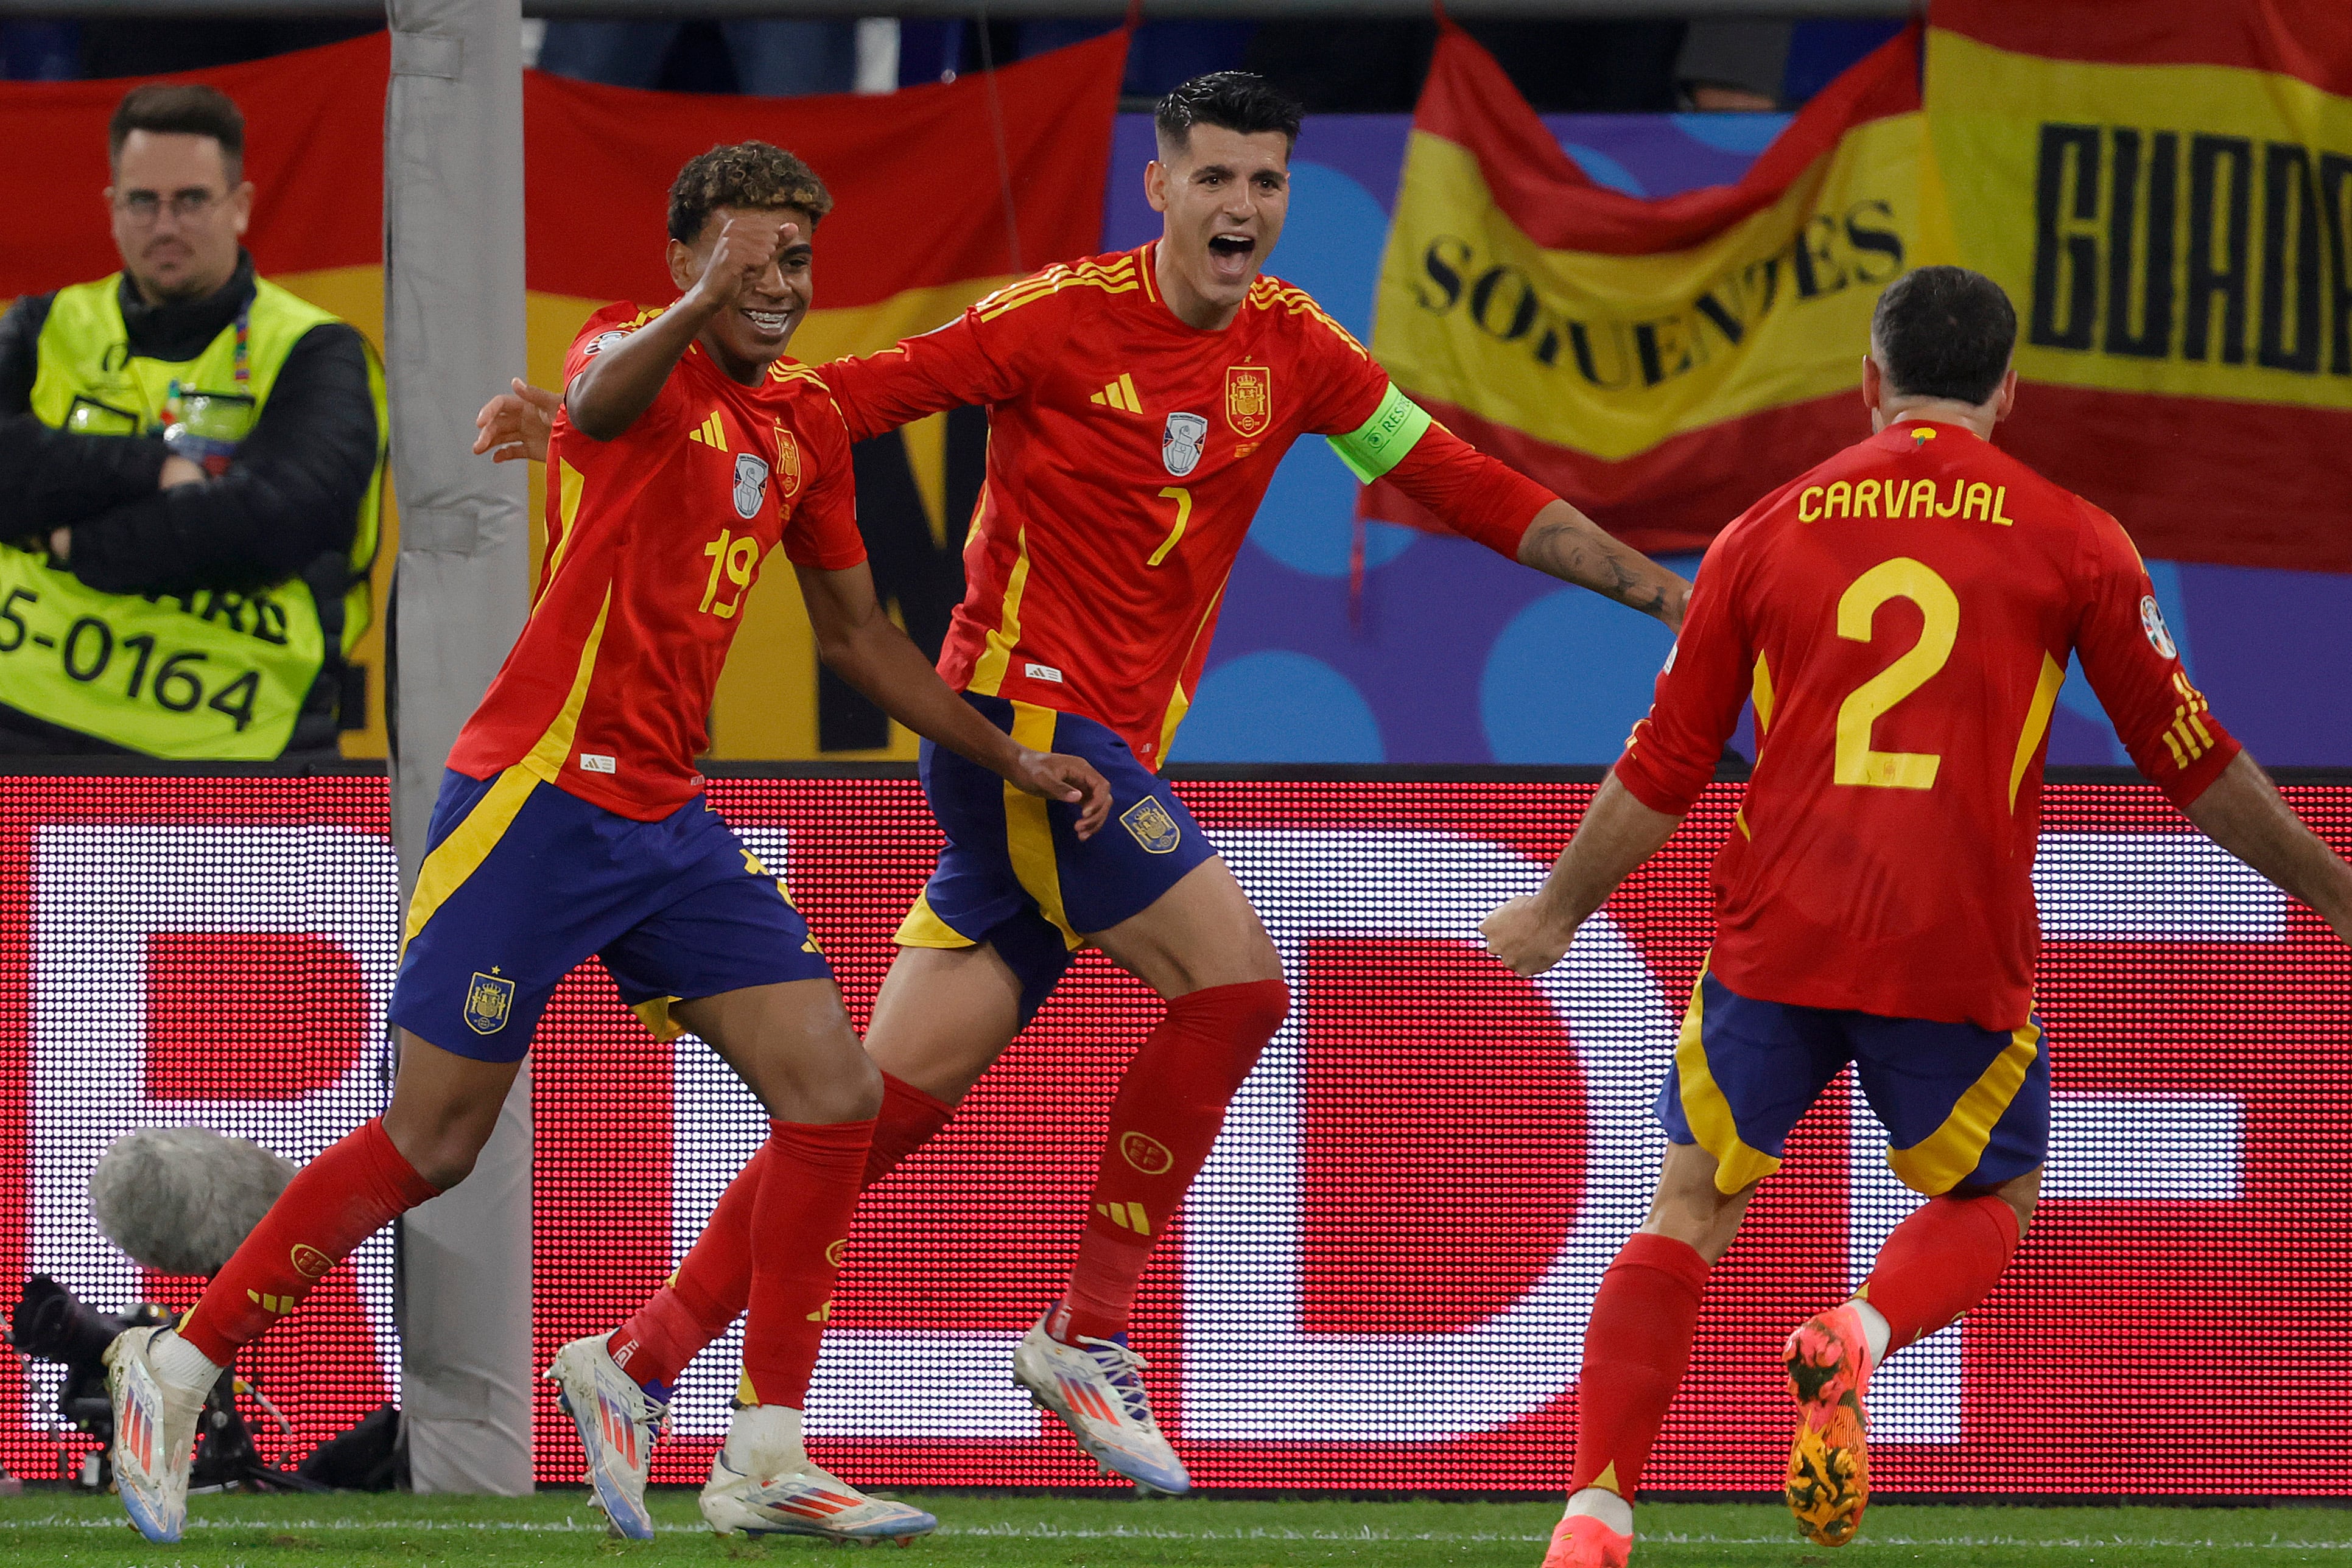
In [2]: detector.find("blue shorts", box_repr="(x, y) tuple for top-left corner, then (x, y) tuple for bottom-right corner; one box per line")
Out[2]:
(1658, 969), (2051, 1197)
(388, 765), (830, 1062)
(894, 695), (1217, 1022)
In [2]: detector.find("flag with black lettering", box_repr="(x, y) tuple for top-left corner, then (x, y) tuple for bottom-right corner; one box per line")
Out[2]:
(1366, 21), (1928, 553)
(1926, 1), (2352, 570)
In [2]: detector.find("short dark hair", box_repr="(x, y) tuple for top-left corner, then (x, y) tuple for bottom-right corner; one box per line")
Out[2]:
(1870, 266), (2017, 406)
(667, 141), (833, 245)
(109, 84), (245, 183)
(1154, 72), (1304, 157)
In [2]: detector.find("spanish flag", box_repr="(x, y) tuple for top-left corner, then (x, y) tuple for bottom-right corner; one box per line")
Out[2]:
(1367, 21), (1929, 554)
(1926, 1), (2352, 572)
(0, 30), (1128, 758)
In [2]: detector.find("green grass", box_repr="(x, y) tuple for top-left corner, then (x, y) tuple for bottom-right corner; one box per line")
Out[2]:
(4, 1489), (2351, 1567)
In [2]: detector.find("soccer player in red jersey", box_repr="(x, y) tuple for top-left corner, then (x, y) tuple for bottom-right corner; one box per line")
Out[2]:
(1480, 267), (2352, 1568)
(478, 74), (1690, 1493)
(101, 142), (1106, 1549)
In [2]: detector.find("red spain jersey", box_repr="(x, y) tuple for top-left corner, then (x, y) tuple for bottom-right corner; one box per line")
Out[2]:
(448, 303), (866, 819)
(1614, 419), (2238, 1031)
(823, 243), (1552, 768)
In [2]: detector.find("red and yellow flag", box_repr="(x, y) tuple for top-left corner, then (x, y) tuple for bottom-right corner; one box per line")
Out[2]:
(0, 30), (1127, 758)
(1926, 1), (2352, 571)
(1368, 22), (1929, 554)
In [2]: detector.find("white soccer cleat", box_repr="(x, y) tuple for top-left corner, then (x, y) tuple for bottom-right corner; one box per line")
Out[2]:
(544, 1334), (667, 1541)
(699, 1450), (938, 1544)
(103, 1326), (206, 1544)
(1012, 1311), (1191, 1494)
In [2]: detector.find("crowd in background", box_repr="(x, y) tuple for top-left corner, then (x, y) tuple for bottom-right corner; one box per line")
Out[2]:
(0, 13), (1904, 113)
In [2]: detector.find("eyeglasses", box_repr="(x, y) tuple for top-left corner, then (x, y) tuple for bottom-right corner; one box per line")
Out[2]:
(114, 189), (225, 225)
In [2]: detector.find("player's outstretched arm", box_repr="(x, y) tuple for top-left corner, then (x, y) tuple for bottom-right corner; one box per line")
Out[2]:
(796, 562), (1112, 839)
(1518, 499), (1691, 631)
(1481, 774), (1683, 976)
(472, 379), (559, 464)
(2184, 752), (2352, 946)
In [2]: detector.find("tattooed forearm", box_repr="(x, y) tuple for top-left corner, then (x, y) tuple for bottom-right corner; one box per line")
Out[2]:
(1517, 506), (1691, 629)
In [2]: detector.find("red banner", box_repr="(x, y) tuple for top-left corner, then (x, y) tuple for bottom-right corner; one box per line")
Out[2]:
(3, 772), (2348, 1493)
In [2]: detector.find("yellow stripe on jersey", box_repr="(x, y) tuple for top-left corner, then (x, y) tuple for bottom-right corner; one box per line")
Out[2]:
(976, 254), (1142, 322)
(2009, 652), (2066, 810)
(1154, 583), (1226, 765)
(967, 516), (1031, 698)
(1249, 279), (1373, 359)
(1886, 1021), (2040, 1196)
(401, 763), (538, 950)
(547, 458), (587, 589)
(1751, 653), (1775, 737)
(1674, 962), (1785, 1195)
(1004, 700), (1080, 950)
(521, 584), (614, 783)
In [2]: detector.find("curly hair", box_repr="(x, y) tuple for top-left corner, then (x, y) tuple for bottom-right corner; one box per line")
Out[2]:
(667, 141), (834, 245)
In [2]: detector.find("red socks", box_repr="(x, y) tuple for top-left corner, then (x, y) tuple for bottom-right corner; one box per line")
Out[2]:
(738, 1117), (873, 1408)
(1860, 1194), (2020, 1354)
(864, 1071), (955, 1188)
(1570, 1233), (1711, 1499)
(1058, 978), (1288, 1345)
(180, 1118), (439, 1365)
(610, 1074), (952, 1394)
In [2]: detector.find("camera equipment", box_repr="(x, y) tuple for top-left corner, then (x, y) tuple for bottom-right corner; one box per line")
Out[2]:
(7, 1275), (323, 1494)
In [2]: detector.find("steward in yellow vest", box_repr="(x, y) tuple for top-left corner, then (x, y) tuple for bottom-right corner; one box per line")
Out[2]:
(0, 83), (384, 759)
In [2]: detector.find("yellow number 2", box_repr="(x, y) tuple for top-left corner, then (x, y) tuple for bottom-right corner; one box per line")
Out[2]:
(1833, 557), (1958, 789)
(1147, 486), (1192, 568)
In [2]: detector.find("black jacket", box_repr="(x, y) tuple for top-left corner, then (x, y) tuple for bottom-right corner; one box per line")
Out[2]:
(0, 252), (381, 754)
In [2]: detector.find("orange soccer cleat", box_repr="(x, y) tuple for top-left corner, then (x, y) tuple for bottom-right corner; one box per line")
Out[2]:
(1542, 1511), (1632, 1567)
(1782, 1301), (1874, 1547)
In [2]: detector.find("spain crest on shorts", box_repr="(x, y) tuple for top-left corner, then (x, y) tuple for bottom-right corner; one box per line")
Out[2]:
(773, 425), (803, 498)
(1224, 364), (1272, 437)
(732, 452), (770, 519)
(465, 970), (514, 1035)
(1120, 795), (1182, 855)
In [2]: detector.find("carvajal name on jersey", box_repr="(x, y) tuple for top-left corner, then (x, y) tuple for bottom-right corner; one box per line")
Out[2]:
(1797, 478), (2017, 525)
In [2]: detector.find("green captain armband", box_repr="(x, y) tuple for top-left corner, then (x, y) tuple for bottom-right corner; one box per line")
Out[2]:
(1326, 382), (1433, 485)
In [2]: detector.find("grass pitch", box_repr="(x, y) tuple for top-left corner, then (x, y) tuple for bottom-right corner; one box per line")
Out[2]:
(4, 1489), (2351, 1567)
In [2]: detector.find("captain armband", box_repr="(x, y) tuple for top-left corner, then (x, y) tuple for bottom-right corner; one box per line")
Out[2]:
(1325, 382), (1433, 484)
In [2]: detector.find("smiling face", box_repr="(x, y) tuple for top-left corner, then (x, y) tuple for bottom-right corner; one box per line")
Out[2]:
(107, 130), (251, 304)
(1146, 123), (1293, 330)
(670, 203), (815, 375)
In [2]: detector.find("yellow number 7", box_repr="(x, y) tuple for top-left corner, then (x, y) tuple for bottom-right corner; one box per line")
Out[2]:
(1147, 486), (1192, 568)
(1834, 556), (1958, 789)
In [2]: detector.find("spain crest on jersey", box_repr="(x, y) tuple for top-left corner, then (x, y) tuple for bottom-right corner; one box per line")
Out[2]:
(1163, 411), (1207, 477)
(1120, 794), (1182, 854)
(732, 452), (770, 519)
(1225, 364), (1272, 437)
(773, 427), (802, 498)
(465, 970), (514, 1034)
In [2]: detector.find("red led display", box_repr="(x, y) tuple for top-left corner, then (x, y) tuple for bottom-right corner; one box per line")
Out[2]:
(2, 772), (2346, 1494)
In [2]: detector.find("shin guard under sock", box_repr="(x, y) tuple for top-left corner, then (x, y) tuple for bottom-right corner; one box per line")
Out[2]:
(1859, 1194), (2020, 1354)
(1059, 978), (1288, 1344)
(739, 1118), (873, 1407)
(180, 1118), (440, 1365)
(1569, 1232), (1711, 1499)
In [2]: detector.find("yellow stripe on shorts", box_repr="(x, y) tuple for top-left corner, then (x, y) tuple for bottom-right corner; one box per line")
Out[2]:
(1003, 700), (1081, 950)
(401, 764), (539, 951)
(1674, 961), (1784, 1196)
(1885, 1019), (2040, 1195)
(893, 891), (977, 950)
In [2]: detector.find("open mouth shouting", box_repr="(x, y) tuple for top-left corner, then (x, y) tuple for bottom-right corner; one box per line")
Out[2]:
(1205, 231), (1258, 284)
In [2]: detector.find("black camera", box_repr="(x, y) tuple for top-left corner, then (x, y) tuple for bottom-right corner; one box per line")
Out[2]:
(6, 1275), (320, 1493)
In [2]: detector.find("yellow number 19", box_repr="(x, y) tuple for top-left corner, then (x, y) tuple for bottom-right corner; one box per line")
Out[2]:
(1833, 556), (1958, 789)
